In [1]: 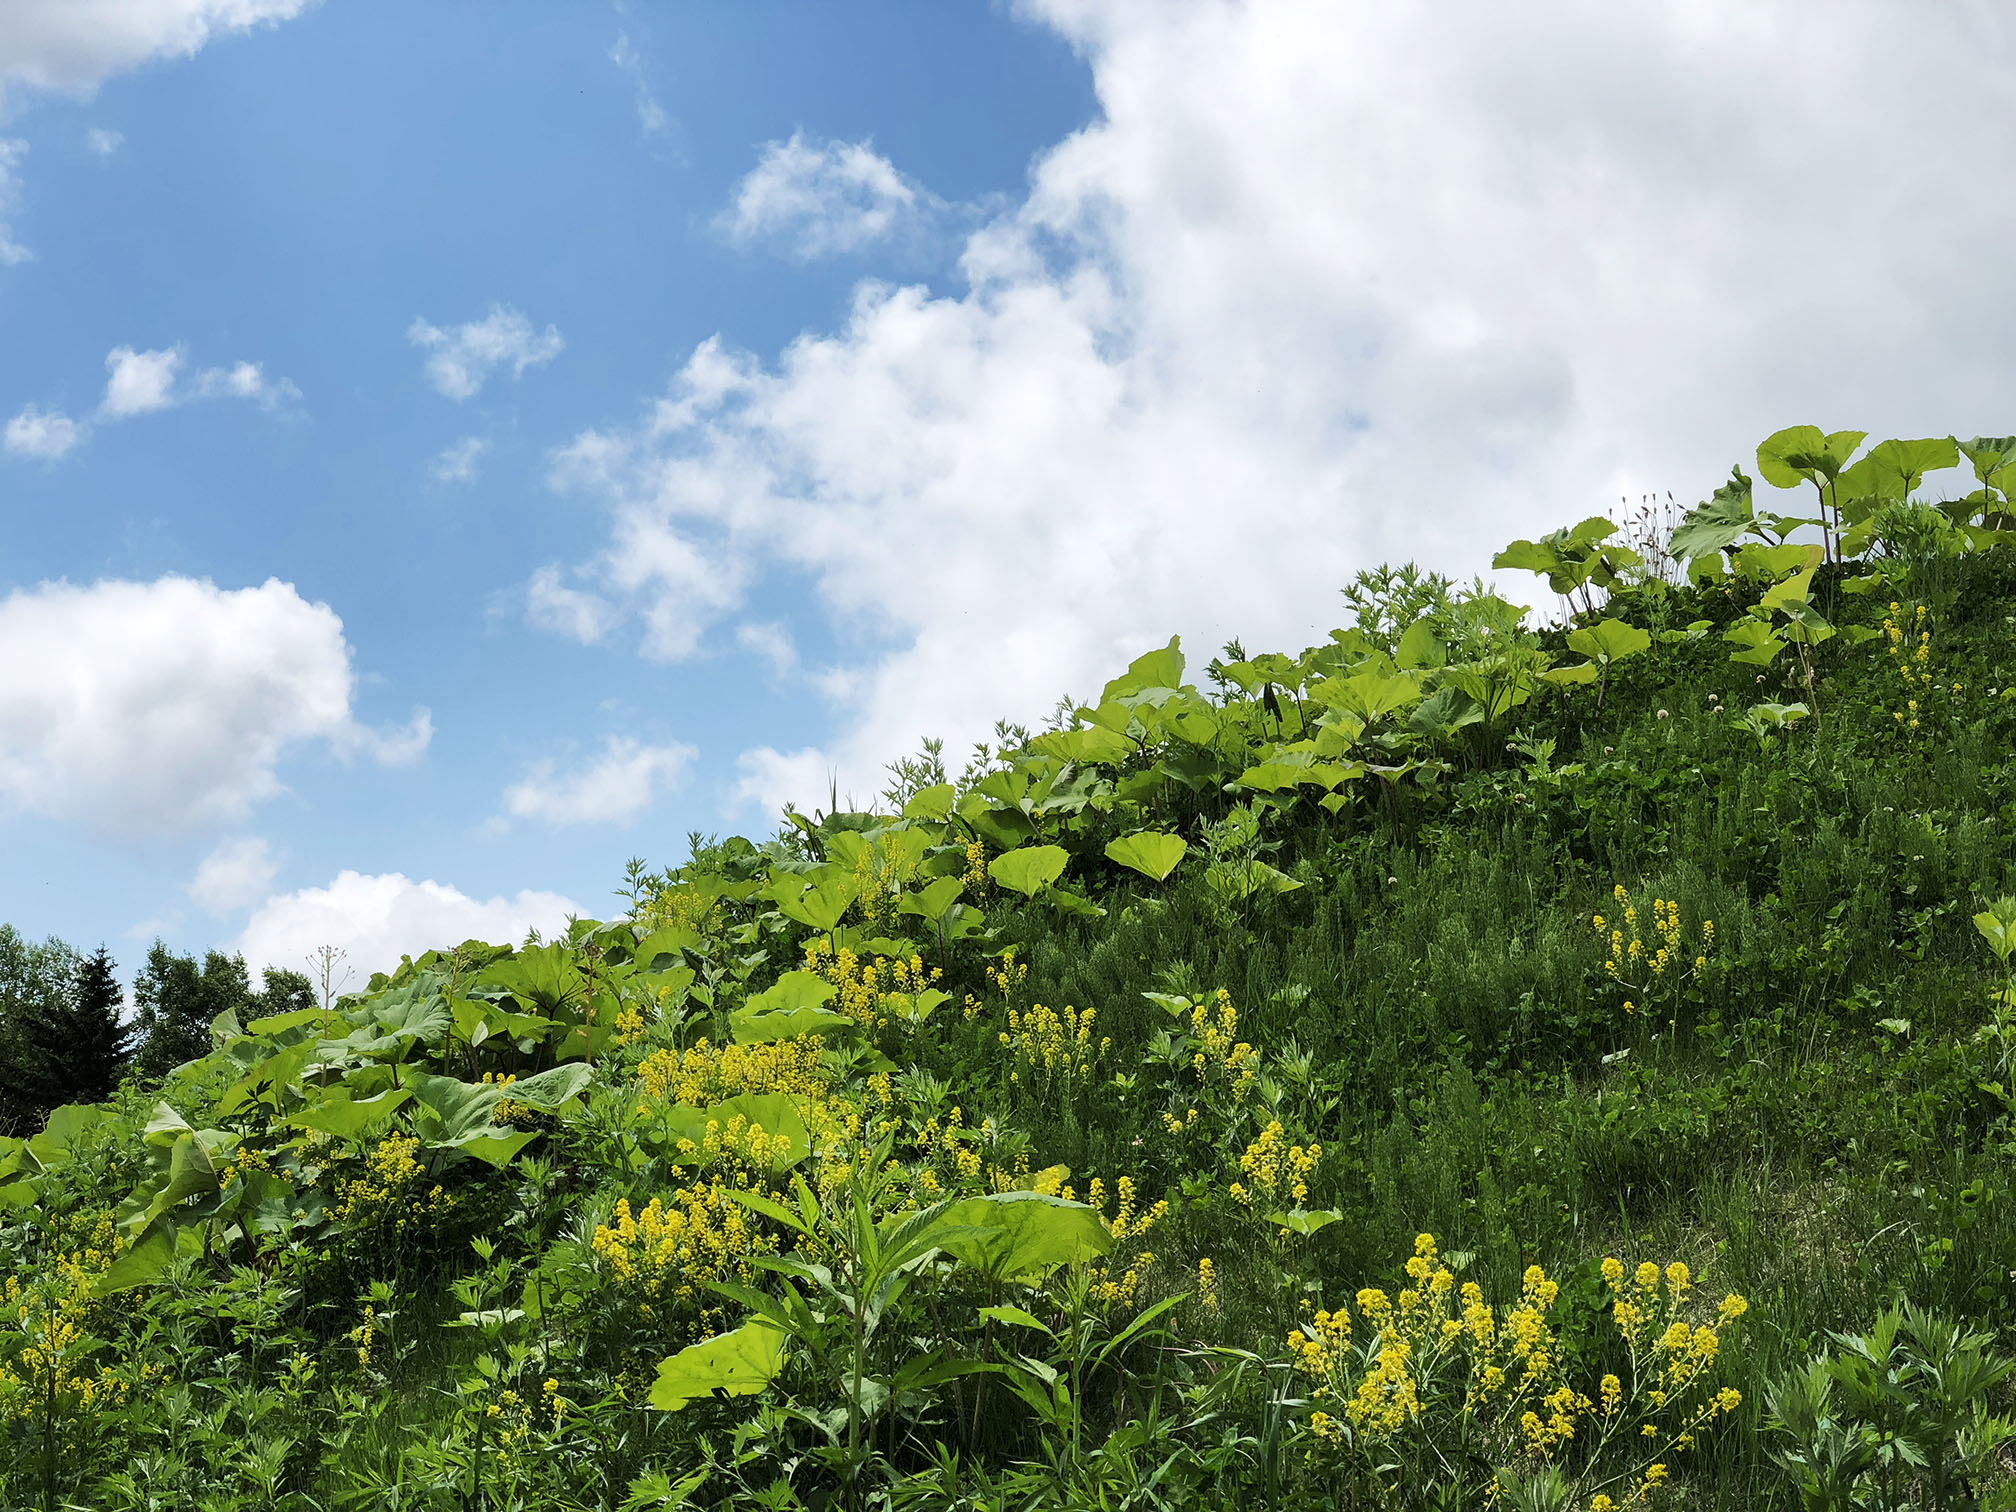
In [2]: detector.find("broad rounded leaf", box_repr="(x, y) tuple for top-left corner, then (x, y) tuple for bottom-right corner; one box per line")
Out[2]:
(650, 1319), (789, 1411)
(989, 845), (1069, 897)
(1104, 831), (1188, 882)
(1564, 619), (1651, 665)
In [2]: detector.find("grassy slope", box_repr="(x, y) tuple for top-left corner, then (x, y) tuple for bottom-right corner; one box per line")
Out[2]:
(6, 550), (2016, 1508)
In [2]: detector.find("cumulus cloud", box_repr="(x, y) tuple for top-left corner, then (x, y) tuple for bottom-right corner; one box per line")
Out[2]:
(99, 344), (183, 416)
(85, 126), (123, 156)
(4, 403), (85, 459)
(430, 434), (488, 484)
(716, 132), (937, 260)
(187, 835), (278, 913)
(94, 346), (298, 421)
(0, 139), (29, 265)
(236, 871), (581, 981)
(540, 0), (2016, 818)
(0, 575), (431, 838)
(408, 305), (564, 401)
(0, 0), (315, 105)
(502, 735), (697, 827)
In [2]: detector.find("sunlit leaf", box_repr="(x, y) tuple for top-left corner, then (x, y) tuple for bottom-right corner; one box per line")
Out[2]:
(1104, 831), (1188, 882)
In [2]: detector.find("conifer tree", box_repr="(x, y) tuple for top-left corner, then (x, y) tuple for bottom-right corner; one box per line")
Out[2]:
(62, 945), (133, 1104)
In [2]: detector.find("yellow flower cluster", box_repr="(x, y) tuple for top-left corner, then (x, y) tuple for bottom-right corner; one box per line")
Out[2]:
(481, 1069), (533, 1125)
(636, 882), (721, 938)
(590, 1183), (778, 1321)
(1001, 1002), (1109, 1084)
(1085, 1175), (1169, 1307)
(1189, 989), (1259, 1091)
(638, 1036), (829, 1106)
(803, 938), (945, 1029)
(1197, 1257), (1221, 1311)
(910, 1106), (988, 1197)
(1293, 1232), (1748, 1500)
(1594, 885), (1712, 998)
(0, 1215), (134, 1421)
(332, 1130), (454, 1230)
(1882, 601), (1935, 731)
(961, 839), (989, 892)
(218, 1140), (273, 1189)
(1230, 1120), (1322, 1207)
(851, 834), (922, 927)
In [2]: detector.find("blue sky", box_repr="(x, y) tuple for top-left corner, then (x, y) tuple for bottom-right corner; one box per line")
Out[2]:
(4, 2), (2014, 980)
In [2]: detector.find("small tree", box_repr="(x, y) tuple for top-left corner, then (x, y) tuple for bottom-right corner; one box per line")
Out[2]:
(130, 943), (255, 1080)
(0, 926), (83, 1131)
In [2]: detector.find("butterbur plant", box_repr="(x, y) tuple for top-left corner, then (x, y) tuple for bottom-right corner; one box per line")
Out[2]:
(1288, 1234), (1747, 1511)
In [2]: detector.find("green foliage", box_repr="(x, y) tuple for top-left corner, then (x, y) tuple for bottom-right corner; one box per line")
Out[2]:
(14, 427), (2016, 1508)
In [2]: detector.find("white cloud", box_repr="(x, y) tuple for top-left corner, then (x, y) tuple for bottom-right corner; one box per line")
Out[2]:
(716, 132), (936, 260)
(187, 834), (277, 913)
(0, 138), (29, 264)
(429, 434), (488, 483)
(4, 403), (85, 459)
(502, 735), (696, 827)
(608, 31), (667, 138)
(193, 359), (300, 411)
(0, 0), (315, 105)
(236, 871), (581, 981)
(543, 0), (2016, 816)
(99, 344), (183, 416)
(734, 745), (836, 819)
(85, 126), (122, 156)
(735, 620), (797, 677)
(0, 575), (431, 838)
(95, 345), (299, 419)
(524, 565), (616, 644)
(408, 305), (563, 401)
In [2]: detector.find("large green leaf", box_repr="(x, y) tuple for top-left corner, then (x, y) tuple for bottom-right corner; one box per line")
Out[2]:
(1858, 436), (1960, 500)
(286, 1088), (413, 1140)
(1307, 670), (1423, 723)
(988, 845), (1069, 897)
(1099, 637), (1184, 703)
(770, 870), (860, 932)
(1103, 831), (1188, 882)
(1669, 466), (1755, 562)
(1027, 727), (1136, 766)
(1395, 618), (1446, 670)
(95, 1216), (177, 1295)
(890, 783), (950, 823)
(476, 944), (587, 1014)
(1564, 618), (1651, 665)
(742, 971), (839, 1015)
(631, 926), (702, 970)
(936, 1193), (1113, 1280)
(896, 875), (966, 923)
(650, 1319), (790, 1410)
(505, 1062), (595, 1112)
(731, 1004), (856, 1044)
(1757, 425), (1865, 489)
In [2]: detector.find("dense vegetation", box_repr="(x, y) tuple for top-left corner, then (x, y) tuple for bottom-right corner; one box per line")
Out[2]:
(7, 426), (2016, 1510)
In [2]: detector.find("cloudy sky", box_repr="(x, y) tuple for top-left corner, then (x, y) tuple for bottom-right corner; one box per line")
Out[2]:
(3, 0), (2013, 981)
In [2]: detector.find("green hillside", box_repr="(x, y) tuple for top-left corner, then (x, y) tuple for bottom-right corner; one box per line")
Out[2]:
(7, 427), (2016, 1510)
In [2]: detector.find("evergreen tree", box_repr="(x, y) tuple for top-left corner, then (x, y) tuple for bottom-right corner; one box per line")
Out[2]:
(131, 944), (256, 1080)
(62, 946), (133, 1104)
